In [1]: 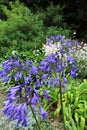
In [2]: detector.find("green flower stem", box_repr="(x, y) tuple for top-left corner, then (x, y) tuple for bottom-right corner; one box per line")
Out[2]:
(60, 83), (66, 130)
(30, 105), (41, 130)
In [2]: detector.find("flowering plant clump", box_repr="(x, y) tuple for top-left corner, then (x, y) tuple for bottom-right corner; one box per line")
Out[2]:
(75, 42), (87, 60)
(0, 35), (80, 128)
(41, 35), (80, 85)
(43, 35), (80, 56)
(0, 55), (48, 127)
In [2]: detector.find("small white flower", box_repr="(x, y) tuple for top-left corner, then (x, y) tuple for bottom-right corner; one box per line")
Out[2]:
(73, 31), (76, 35)
(81, 41), (84, 44)
(12, 50), (17, 55)
(36, 50), (39, 52)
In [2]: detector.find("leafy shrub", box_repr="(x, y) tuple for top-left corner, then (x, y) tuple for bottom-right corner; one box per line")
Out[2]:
(0, 0), (45, 58)
(46, 26), (72, 38)
(37, 4), (64, 27)
(37, 4), (72, 38)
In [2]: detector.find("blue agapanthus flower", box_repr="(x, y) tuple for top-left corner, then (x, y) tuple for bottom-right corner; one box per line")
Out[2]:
(40, 107), (48, 121)
(1, 55), (49, 127)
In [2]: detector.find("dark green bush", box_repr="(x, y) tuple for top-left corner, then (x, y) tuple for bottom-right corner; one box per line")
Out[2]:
(37, 4), (72, 38)
(37, 4), (64, 27)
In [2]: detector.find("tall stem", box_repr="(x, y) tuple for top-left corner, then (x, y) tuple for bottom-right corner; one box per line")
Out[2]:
(60, 83), (66, 130)
(30, 105), (41, 130)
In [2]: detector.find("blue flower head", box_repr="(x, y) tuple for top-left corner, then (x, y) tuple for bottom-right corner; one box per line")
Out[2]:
(70, 70), (78, 78)
(40, 107), (48, 121)
(31, 93), (39, 105)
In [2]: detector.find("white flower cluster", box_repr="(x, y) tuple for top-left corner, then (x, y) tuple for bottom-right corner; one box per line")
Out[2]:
(75, 43), (87, 60)
(43, 43), (58, 56)
(33, 49), (40, 56)
(43, 37), (87, 62)
(42, 38), (61, 56)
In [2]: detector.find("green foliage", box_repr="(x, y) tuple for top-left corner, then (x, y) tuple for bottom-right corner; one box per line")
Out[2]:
(76, 59), (87, 79)
(59, 79), (87, 129)
(43, 88), (60, 111)
(0, 0), (45, 59)
(43, 77), (87, 129)
(37, 4), (72, 38)
(37, 4), (64, 27)
(21, 48), (45, 63)
(63, 90), (86, 129)
(46, 26), (72, 38)
(64, 103), (86, 130)
(1, 0), (87, 39)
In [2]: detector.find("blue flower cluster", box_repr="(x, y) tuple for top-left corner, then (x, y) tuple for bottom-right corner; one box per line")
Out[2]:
(0, 35), (79, 127)
(0, 57), (48, 126)
(40, 35), (79, 87)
